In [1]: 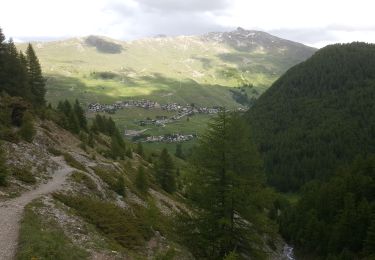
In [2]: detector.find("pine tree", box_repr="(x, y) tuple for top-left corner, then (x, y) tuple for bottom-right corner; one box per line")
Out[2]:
(126, 148), (133, 159)
(0, 28), (5, 44)
(18, 111), (36, 142)
(0, 39), (29, 99)
(26, 43), (46, 106)
(68, 110), (80, 134)
(135, 165), (148, 193)
(88, 131), (95, 147)
(0, 146), (8, 186)
(155, 148), (176, 193)
(111, 135), (124, 160)
(186, 111), (266, 258)
(136, 142), (144, 157)
(0, 28), (6, 93)
(114, 175), (126, 196)
(364, 214), (375, 255)
(175, 143), (184, 159)
(73, 99), (87, 131)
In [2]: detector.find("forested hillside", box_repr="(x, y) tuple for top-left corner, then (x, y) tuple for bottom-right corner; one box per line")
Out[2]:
(246, 42), (375, 191)
(0, 27), (285, 259)
(280, 156), (375, 259)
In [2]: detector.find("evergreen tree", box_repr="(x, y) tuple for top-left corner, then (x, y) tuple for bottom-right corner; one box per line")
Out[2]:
(57, 100), (80, 133)
(155, 148), (176, 193)
(0, 39), (29, 99)
(175, 143), (184, 159)
(0, 28), (5, 44)
(114, 175), (125, 196)
(0, 28), (6, 93)
(364, 214), (375, 255)
(68, 110), (80, 134)
(18, 111), (36, 142)
(126, 148), (133, 159)
(26, 43), (46, 106)
(0, 146), (8, 186)
(185, 111), (266, 258)
(111, 135), (124, 160)
(135, 165), (148, 193)
(73, 99), (87, 131)
(136, 142), (144, 157)
(88, 131), (95, 148)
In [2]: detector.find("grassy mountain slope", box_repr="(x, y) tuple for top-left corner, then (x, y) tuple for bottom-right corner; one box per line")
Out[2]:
(0, 106), (288, 259)
(246, 42), (375, 191)
(18, 28), (315, 107)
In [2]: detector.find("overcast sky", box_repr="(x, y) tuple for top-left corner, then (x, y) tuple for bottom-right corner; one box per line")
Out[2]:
(1, 0), (375, 48)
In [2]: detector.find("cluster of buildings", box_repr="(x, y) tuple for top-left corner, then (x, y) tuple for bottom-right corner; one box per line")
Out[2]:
(144, 133), (196, 143)
(160, 103), (221, 114)
(88, 99), (160, 113)
(87, 99), (222, 115)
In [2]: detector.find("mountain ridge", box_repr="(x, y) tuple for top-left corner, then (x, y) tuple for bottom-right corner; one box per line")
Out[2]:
(17, 28), (316, 107)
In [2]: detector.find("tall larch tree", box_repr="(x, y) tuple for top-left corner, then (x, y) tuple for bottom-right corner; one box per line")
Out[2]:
(73, 99), (87, 131)
(26, 43), (46, 106)
(184, 111), (268, 258)
(155, 148), (176, 193)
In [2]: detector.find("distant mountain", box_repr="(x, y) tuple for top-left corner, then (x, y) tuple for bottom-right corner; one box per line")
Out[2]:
(17, 28), (315, 107)
(205, 27), (313, 56)
(246, 42), (375, 191)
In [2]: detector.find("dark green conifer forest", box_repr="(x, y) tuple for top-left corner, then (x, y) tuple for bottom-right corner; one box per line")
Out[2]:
(246, 43), (375, 259)
(246, 43), (375, 191)
(0, 29), (46, 106)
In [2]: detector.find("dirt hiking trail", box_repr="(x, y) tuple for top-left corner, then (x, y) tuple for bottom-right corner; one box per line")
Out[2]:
(0, 157), (73, 260)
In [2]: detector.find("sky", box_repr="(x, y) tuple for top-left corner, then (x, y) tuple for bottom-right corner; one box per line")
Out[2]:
(1, 0), (375, 48)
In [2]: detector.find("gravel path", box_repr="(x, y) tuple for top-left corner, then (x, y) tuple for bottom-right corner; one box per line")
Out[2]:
(0, 157), (73, 260)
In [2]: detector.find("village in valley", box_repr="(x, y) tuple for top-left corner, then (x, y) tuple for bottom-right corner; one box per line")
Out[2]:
(87, 99), (247, 143)
(87, 99), (221, 144)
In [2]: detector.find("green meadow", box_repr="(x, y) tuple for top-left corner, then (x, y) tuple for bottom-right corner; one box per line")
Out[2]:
(17, 34), (313, 147)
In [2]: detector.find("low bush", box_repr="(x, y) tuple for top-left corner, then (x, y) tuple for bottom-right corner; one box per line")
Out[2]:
(47, 147), (62, 156)
(18, 112), (36, 143)
(12, 167), (36, 184)
(63, 153), (86, 172)
(70, 171), (97, 192)
(0, 148), (8, 186)
(92, 166), (125, 196)
(53, 194), (151, 249)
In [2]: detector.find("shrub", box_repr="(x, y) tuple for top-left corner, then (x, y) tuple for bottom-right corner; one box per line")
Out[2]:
(0, 127), (19, 143)
(63, 153), (86, 172)
(70, 171), (97, 192)
(125, 148), (133, 159)
(0, 147), (8, 186)
(47, 147), (62, 156)
(12, 167), (36, 184)
(53, 194), (150, 249)
(18, 111), (36, 142)
(135, 166), (148, 193)
(92, 166), (125, 196)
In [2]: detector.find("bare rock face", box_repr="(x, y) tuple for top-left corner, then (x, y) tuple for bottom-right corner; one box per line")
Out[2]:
(203, 27), (316, 57)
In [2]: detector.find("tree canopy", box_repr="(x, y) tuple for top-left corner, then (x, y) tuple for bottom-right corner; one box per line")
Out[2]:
(181, 111), (271, 258)
(246, 42), (375, 191)
(0, 28), (46, 106)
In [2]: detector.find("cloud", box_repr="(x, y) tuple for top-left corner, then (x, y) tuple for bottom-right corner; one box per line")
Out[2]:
(134, 0), (231, 13)
(101, 0), (231, 39)
(1, 0), (375, 47)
